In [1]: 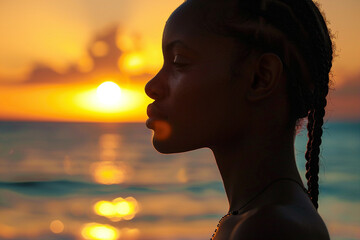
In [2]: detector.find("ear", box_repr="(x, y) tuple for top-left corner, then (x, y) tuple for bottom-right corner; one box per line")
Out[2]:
(246, 53), (283, 101)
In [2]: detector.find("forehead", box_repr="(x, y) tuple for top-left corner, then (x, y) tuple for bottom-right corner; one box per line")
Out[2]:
(163, 1), (207, 43)
(162, 1), (235, 54)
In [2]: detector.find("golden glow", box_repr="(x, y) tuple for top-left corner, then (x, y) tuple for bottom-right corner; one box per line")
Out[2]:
(153, 120), (172, 141)
(96, 81), (122, 108)
(118, 52), (145, 75)
(91, 161), (125, 185)
(49, 220), (64, 234)
(91, 41), (109, 57)
(81, 223), (119, 240)
(93, 197), (139, 221)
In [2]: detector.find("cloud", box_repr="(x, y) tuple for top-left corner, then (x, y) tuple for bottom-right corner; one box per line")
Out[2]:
(21, 26), (122, 85)
(0, 25), (153, 86)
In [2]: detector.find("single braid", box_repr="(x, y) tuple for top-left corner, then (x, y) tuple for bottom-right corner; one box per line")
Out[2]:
(301, 0), (332, 210)
(306, 76), (330, 209)
(305, 109), (314, 185)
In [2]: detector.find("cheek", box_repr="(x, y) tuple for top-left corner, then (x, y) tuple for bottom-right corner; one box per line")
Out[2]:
(170, 73), (217, 117)
(156, 56), (241, 150)
(169, 71), (233, 139)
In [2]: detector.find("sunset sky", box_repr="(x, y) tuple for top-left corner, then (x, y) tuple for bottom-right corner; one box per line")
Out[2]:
(0, 0), (359, 122)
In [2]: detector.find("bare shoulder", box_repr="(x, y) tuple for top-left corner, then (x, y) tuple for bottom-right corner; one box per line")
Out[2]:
(230, 204), (330, 240)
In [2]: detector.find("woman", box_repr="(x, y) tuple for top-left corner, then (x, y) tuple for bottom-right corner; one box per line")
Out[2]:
(145, 0), (333, 239)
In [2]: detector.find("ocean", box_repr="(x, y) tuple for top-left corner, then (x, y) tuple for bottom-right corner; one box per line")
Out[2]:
(0, 121), (359, 240)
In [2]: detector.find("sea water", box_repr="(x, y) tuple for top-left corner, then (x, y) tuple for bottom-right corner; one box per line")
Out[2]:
(0, 121), (359, 240)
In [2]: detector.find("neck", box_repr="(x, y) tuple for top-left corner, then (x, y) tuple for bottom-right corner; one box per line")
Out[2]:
(210, 126), (303, 213)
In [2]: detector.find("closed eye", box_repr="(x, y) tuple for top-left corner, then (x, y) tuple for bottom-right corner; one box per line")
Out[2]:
(173, 55), (190, 68)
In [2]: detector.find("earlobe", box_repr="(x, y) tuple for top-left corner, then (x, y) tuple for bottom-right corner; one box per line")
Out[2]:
(246, 53), (283, 102)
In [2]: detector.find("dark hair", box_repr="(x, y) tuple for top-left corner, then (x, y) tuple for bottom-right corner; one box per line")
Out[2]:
(193, 0), (334, 210)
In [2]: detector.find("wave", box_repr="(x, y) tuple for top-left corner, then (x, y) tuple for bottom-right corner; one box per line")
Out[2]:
(0, 180), (225, 197)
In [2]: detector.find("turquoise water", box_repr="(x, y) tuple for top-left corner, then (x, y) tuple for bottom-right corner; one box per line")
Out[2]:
(0, 122), (359, 240)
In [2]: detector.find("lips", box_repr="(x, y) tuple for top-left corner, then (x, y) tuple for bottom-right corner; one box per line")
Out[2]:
(146, 103), (168, 129)
(147, 103), (167, 119)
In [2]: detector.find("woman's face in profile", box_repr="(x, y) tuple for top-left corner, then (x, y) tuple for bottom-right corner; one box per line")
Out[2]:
(145, 1), (249, 153)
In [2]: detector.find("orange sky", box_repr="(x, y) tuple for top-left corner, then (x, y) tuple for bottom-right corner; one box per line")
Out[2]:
(0, 0), (359, 122)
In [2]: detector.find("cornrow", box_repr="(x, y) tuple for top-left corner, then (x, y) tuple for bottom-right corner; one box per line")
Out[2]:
(266, 0), (333, 210)
(202, 0), (333, 209)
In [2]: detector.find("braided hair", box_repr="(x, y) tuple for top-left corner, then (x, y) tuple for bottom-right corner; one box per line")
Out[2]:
(196, 0), (334, 210)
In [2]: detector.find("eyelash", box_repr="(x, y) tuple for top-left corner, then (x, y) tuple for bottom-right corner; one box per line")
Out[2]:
(172, 55), (188, 68)
(173, 62), (187, 68)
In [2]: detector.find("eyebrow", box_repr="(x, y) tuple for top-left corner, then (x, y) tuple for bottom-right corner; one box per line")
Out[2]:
(164, 40), (196, 53)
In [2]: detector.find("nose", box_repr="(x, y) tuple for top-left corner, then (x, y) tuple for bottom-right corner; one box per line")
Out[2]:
(145, 71), (167, 101)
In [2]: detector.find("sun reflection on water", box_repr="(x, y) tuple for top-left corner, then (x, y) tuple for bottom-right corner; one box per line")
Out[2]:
(93, 197), (139, 221)
(81, 223), (140, 240)
(91, 161), (125, 185)
(81, 223), (120, 240)
(87, 133), (139, 238)
(90, 133), (131, 185)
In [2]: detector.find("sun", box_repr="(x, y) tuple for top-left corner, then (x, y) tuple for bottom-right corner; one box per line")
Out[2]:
(96, 81), (121, 107)
(75, 80), (145, 116)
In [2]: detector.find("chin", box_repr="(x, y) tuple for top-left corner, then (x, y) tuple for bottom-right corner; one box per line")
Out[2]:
(149, 120), (205, 154)
(152, 139), (187, 154)
(152, 137), (201, 154)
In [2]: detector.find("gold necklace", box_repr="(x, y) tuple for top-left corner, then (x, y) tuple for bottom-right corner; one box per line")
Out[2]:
(210, 177), (308, 240)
